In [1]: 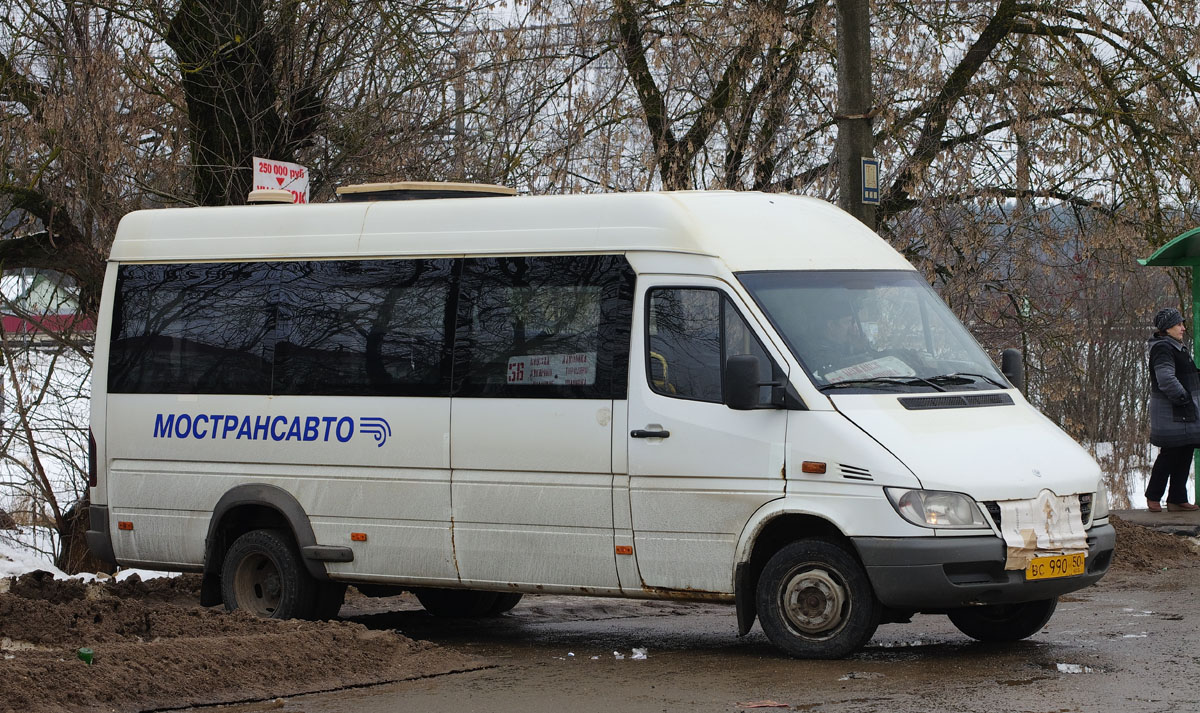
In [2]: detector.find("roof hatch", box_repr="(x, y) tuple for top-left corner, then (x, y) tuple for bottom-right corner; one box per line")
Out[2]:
(336, 181), (516, 202)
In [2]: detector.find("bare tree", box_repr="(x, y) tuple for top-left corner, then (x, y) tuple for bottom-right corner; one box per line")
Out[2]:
(5, 0), (1200, 549)
(0, 0), (479, 570)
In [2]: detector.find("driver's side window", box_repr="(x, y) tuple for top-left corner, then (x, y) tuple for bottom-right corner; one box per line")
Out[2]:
(646, 287), (772, 403)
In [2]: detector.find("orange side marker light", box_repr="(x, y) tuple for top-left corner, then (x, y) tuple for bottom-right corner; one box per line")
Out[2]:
(351, 532), (368, 542)
(801, 461), (827, 474)
(117, 521), (134, 531)
(615, 545), (633, 556)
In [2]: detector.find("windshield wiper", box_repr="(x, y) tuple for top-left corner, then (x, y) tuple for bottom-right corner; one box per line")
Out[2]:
(820, 376), (946, 392)
(927, 372), (1008, 389)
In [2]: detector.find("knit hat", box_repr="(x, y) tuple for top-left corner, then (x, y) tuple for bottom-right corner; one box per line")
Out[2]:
(1155, 307), (1184, 332)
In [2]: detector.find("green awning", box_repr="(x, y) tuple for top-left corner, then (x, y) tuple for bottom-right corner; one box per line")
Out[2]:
(1140, 227), (1200, 266)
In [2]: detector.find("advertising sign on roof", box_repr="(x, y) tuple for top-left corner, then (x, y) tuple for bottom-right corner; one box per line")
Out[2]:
(253, 157), (309, 204)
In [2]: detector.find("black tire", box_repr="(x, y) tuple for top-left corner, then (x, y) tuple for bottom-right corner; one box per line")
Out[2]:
(756, 539), (881, 659)
(314, 582), (347, 620)
(414, 588), (500, 618)
(221, 529), (316, 619)
(947, 598), (1058, 642)
(485, 592), (524, 616)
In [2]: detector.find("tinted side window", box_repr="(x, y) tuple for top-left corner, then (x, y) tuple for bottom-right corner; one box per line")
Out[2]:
(455, 255), (634, 399)
(647, 289), (722, 402)
(647, 288), (773, 403)
(274, 259), (454, 396)
(109, 263), (277, 394)
(723, 301), (775, 404)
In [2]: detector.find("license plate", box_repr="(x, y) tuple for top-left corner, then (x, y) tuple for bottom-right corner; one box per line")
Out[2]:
(1026, 552), (1086, 580)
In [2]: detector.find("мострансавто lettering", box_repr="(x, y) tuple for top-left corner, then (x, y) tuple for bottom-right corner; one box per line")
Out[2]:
(152, 413), (393, 447)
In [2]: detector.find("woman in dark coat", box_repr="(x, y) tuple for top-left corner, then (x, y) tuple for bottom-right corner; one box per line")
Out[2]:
(1147, 307), (1200, 511)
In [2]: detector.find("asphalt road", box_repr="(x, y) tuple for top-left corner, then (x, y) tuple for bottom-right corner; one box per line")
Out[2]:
(198, 561), (1200, 713)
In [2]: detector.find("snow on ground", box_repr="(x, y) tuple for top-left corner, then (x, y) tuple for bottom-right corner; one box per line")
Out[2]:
(0, 529), (70, 579)
(0, 526), (172, 582)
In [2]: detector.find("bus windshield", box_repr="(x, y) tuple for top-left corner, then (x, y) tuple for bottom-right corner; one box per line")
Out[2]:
(737, 270), (1007, 393)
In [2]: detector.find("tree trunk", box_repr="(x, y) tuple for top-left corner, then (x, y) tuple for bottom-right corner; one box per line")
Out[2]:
(166, 0), (284, 206)
(834, 0), (875, 230)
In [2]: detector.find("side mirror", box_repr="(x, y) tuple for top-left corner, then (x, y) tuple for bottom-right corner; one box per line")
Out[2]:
(725, 355), (763, 410)
(1001, 348), (1024, 392)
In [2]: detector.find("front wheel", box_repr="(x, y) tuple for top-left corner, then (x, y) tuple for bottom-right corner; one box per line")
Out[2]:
(947, 598), (1058, 642)
(221, 529), (316, 619)
(756, 539), (881, 659)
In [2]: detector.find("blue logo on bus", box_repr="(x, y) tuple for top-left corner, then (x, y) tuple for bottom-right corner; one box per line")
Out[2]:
(152, 413), (392, 446)
(358, 417), (392, 447)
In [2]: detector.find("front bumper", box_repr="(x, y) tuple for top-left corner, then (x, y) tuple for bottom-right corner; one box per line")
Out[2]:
(853, 522), (1115, 611)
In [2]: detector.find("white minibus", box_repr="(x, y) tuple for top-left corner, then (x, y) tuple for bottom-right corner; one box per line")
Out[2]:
(87, 186), (1114, 658)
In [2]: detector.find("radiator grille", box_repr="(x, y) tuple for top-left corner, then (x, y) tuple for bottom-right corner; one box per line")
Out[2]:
(984, 494), (1093, 529)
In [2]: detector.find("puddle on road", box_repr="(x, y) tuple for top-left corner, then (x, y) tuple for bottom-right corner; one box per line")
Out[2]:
(1054, 663), (1094, 674)
(838, 671), (884, 681)
(871, 639), (928, 648)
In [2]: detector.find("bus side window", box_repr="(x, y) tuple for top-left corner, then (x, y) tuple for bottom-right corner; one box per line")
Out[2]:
(722, 301), (775, 404)
(646, 288), (722, 402)
(455, 255), (634, 399)
(273, 259), (454, 397)
(108, 263), (277, 394)
(647, 288), (774, 405)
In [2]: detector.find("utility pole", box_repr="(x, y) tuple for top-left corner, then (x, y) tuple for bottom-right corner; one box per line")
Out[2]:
(453, 51), (466, 179)
(835, 0), (876, 230)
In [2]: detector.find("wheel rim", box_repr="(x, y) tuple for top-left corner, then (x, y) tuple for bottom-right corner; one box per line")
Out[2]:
(781, 566), (848, 637)
(232, 552), (283, 617)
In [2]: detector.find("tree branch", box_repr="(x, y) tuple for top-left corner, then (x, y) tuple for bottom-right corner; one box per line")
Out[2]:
(612, 0), (676, 169)
(879, 0), (1022, 221)
(0, 50), (48, 113)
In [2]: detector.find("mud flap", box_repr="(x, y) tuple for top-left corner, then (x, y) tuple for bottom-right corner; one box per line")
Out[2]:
(200, 573), (222, 607)
(735, 562), (757, 636)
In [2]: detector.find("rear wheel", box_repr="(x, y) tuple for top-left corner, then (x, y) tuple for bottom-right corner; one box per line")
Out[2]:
(948, 598), (1058, 642)
(221, 529), (316, 619)
(414, 588), (500, 618)
(756, 539), (881, 659)
(485, 592), (524, 616)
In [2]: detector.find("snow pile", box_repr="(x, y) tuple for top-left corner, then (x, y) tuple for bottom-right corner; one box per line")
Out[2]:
(1, 527), (171, 582)
(0, 530), (70, 579)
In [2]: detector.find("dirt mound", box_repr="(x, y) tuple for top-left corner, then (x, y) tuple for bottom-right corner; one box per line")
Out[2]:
(105, 572), (204, 602)
(1109, 514), (1200, 573)
(0, 574), (484, 713)
(6, 569), (88, 603)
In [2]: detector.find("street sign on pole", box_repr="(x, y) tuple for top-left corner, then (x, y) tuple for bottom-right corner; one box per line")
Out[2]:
(861, 158), (880, 205)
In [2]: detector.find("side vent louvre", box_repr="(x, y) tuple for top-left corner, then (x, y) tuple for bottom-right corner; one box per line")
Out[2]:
(839, 464), (873, 481)
(899, 393), (1014, 410)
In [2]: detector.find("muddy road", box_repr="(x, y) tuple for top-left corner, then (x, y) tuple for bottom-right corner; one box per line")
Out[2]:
(4, 515), (1194, 713)
(210, 526), (1199, 713)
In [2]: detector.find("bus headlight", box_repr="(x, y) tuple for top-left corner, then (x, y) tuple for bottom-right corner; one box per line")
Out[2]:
(1092, 483), (1110, 520)
(885, 488), (990, 529)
